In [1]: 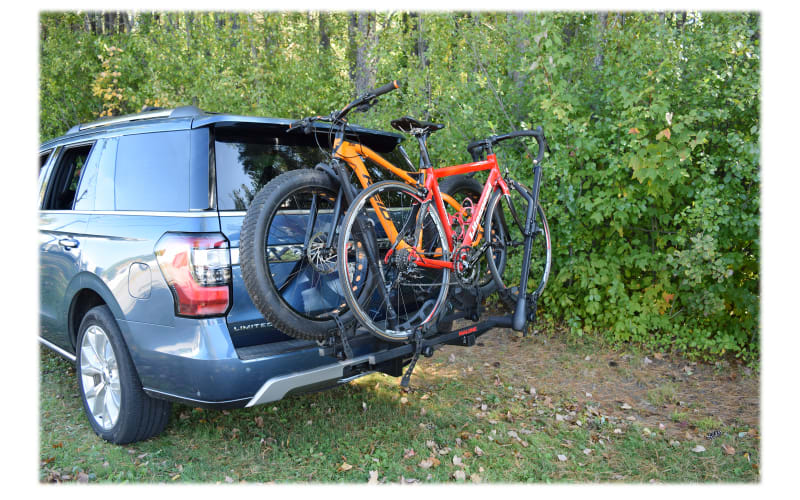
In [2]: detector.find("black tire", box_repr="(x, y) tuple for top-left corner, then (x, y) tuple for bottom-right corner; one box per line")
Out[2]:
(337, 180), (451, 342)
(76, 305), (171, 444)
(240, 169), (366, 340)
(439, 174), (506, 297)
(485, 185), (551, 308)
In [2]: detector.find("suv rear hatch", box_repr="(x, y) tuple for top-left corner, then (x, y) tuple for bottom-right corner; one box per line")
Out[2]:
(200, 116), (403, 352)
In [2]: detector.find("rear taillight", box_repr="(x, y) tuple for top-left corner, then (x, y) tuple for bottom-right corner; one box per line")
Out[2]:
(154, 232), (232, 317)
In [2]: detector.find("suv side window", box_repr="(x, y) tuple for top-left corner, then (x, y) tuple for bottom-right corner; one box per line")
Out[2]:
(42, 143), (95, 210)
(74, 138), (117, 211)
(39, 150), (52, 173)
(115, 130), (190, 211)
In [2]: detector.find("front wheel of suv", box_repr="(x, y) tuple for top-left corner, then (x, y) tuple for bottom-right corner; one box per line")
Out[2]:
(75, 305), (171, 444)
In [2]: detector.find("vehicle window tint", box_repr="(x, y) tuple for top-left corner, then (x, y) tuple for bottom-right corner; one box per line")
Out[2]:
(39, 150), (52, 173)
(74, 138), (117, 211)
(43, 144), (94, 210)
(215, 139), (327, 211)
(93, 137), (117, 210)
(115, 130), (190, 211)
(214, 137), (404, 211)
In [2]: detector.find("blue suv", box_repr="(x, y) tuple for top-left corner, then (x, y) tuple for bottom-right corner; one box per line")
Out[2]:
(38, 106), (411, 444)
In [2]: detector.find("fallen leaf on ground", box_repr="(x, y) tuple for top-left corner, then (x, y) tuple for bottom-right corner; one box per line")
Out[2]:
(453, 456), (463, 467)
(470, 474), (482, 483)
(453, 470), (466, 481)
(557, 454), (568, 462)
(620, 403), (632, 410)
(368, 470), (379, 484)
(692, 445), (706, 453)
(338, 462), (353, 472)
(583, 448), (592, 455)
(403, 448), (416, 459)
(722, 444), (735, 455)
(474, 446), (484, 456)
(399, 397), (408, 405)
(225, 476), (234, 483)
(254, 416), (264, 428)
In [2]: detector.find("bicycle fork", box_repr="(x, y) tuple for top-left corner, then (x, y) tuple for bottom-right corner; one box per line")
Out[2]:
(331, 159), (400, 328)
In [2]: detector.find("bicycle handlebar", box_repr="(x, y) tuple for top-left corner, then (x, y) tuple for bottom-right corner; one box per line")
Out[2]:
(336, 80), (401, 120)
(372, 80), (400, 98)
(467, 126), (547, 165)
(289, 80), (401, 134)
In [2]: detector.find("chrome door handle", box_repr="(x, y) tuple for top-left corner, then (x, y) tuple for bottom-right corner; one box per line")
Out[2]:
(58, 238), (79, 249)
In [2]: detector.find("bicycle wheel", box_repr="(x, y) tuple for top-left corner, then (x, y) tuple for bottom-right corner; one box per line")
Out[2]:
(337, 180), (451, 342)
(240, 169), (369, 340)
(484, 183), (551, 308)
(439, 174), (507, 295)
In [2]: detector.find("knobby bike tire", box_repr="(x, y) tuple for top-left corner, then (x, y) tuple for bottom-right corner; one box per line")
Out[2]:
(240, 169), (368, 340)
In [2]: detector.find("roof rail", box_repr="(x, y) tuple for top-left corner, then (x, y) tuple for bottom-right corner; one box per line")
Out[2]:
(70, 106), (205, 133)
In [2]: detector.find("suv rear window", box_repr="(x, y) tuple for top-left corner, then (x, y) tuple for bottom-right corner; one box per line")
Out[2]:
(214, 138), (327, 211)
(214, 132), (405, 212)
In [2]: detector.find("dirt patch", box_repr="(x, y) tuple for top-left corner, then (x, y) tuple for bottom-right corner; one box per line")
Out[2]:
(419, 321), (759, 439)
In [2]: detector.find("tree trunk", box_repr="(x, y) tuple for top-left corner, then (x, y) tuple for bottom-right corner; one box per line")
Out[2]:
(593, 11), (609, 71)
(348, 12), (377, 96)
(676, 11), (687, 31)
(104, 12), (116, 35)
(319, 12), (330, 51)
(186, 12), (193, 48)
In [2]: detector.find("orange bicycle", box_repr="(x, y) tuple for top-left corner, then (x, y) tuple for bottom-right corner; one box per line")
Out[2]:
(239, 81), (496, 341)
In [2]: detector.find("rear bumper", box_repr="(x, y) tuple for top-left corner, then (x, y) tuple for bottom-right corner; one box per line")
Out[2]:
(116, 317), (387, 408)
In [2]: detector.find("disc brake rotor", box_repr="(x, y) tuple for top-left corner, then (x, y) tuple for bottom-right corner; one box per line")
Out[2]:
(306, 231), (337, 274)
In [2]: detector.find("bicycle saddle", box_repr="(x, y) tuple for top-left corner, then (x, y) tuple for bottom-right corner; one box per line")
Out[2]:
(390, 116), (445, 135)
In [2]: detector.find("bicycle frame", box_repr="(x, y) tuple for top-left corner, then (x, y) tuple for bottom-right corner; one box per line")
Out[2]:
(331, 137), (478, 253)
(381, 152), (509, 271)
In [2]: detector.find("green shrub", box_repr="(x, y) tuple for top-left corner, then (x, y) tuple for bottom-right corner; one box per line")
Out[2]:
(39, 12), (759, 363)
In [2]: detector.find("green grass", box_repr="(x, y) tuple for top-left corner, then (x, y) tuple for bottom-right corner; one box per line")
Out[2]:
(39, 347), (760, 483)
(647, 382), (679, 407)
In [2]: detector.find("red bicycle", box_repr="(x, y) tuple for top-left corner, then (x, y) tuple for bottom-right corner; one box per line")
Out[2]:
(336, 115), (551, 342)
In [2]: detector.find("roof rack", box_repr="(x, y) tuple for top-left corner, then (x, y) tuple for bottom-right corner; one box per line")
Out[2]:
(69, 105), (205, 133)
